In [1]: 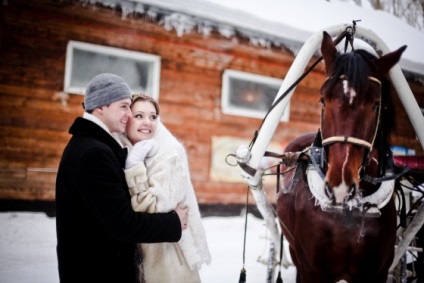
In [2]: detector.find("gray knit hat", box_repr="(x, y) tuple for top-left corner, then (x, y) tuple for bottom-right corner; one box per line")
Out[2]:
(84, 73), (132, 112)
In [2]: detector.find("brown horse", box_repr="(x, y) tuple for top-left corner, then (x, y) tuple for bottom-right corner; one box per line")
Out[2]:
(277, 31), (407, 283)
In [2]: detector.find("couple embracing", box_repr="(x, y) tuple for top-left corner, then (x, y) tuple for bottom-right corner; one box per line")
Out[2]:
(56, 73), (211, 283)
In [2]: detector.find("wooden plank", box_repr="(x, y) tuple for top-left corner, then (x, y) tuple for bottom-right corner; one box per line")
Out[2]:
(1, 0), (422, 204)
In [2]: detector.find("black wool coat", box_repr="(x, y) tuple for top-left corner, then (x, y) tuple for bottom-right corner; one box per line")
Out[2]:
(55, 117), (182, 283)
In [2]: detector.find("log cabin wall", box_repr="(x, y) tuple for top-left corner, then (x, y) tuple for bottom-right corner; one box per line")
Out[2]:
(0, 0), (423, 206)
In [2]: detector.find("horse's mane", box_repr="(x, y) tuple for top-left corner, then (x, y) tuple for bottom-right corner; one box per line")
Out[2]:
(324, 49), (396, 148)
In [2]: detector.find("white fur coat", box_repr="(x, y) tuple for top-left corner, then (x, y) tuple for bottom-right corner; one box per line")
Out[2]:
(120, 122), (211, 282)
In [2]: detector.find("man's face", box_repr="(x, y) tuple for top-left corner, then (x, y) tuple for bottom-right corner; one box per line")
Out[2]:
(100, 98), (132, 134)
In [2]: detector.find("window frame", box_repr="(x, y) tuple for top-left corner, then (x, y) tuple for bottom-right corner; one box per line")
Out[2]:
(64, 41), (161, 99)
(221, 69), (289, 121)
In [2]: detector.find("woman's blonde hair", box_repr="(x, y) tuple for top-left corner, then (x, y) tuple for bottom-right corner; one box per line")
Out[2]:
(131, 93), (160, 115)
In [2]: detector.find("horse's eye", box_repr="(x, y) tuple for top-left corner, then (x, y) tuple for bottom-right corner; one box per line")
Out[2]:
(372, 102), (380, 111)
(320, 98), (326, 107)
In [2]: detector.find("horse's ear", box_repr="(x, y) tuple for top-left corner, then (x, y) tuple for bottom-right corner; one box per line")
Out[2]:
(376, 45), (407, 76)
(321, 31), (337, 76)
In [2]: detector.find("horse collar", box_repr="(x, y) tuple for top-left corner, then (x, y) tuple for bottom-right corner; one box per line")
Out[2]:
(306, 165), (395, 217)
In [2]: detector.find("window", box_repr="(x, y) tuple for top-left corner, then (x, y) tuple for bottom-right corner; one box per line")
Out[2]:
(221, 69), (289, 121)
(64, 41), (161, 99)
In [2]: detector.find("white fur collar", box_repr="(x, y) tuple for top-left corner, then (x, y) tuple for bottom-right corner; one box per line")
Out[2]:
(306, 165), (394, 215)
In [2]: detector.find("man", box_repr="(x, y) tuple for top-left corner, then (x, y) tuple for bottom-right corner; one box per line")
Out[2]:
(55, 73), (188, 283)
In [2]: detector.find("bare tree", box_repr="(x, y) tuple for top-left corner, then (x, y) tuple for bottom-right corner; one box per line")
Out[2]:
(368, 0), (424, 32)
(372, 0), (383, 9)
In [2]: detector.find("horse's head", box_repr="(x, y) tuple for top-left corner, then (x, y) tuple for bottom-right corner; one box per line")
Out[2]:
(319, 31), (406, 205)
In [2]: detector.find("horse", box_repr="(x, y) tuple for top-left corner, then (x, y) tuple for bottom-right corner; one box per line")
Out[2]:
(276, 31), (407, 283)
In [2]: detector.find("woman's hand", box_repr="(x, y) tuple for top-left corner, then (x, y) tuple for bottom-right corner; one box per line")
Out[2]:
(125, 139), (156, 169)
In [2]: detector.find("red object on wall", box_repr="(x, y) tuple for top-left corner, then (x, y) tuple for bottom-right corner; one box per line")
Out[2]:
(394, 156), (424, 170)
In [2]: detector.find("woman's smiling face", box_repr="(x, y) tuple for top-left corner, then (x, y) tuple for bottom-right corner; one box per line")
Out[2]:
(126, 100), (158, 144)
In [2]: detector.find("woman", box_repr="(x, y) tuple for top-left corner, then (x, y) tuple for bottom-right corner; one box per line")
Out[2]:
(118, 94), (211, 283)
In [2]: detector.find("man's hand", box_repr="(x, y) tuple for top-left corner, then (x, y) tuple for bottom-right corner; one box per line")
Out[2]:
(174, 202), (189, 230)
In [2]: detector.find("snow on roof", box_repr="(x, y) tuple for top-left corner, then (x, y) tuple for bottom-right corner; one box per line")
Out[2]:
(90, 0), (424, 76)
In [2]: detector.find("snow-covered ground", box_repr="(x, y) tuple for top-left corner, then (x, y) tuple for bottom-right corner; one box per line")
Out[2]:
(0, 212), (296, 283)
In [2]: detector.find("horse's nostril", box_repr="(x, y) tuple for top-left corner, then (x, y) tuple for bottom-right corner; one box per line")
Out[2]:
(324, 182), (334, 201)
(349, 184), (356, 194)
(345, 183), (356, 201)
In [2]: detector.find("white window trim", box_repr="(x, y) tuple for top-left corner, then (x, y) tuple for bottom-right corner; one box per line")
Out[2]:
(64, 41), (161, 99)
(222, 69), (289, 121)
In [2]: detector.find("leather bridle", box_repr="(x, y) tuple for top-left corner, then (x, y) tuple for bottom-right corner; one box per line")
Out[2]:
(320, 75), (382, 157)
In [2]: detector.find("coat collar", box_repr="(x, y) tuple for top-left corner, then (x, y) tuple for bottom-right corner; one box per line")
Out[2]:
(69, 117), (128, 164)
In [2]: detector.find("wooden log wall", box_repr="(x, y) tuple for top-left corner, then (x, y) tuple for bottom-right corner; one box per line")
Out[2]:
(0, 0), (423, 205)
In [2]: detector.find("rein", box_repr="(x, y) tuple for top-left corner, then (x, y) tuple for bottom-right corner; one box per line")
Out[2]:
(232, 27), (356, 178)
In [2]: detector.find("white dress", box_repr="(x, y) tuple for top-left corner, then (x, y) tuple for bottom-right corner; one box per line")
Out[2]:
(121, 122), (211, 283)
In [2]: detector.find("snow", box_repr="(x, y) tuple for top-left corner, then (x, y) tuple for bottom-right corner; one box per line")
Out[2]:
(120, 0), (424, 76)
(1, 1), (422, 281)
(0, 212), (297, 283)
(205, 0), (424, 75)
